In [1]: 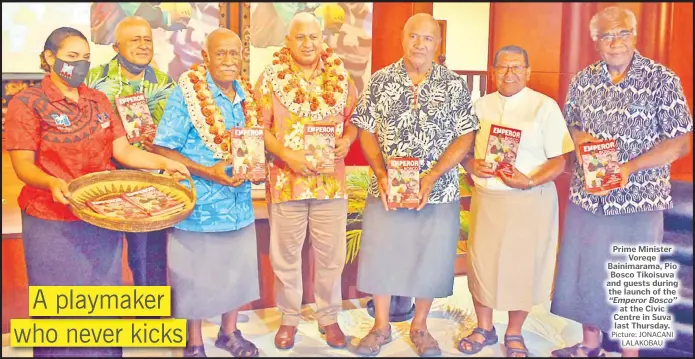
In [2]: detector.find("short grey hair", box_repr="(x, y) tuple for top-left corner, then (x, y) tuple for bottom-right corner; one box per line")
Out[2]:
(589, 7), (638, 41)
(288, 12), (321, 33)
(493, 45), (529, 67)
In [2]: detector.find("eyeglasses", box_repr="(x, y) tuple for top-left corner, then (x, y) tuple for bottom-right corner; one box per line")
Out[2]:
(494, 66), (527, 75)
(597, 29), (635, 44)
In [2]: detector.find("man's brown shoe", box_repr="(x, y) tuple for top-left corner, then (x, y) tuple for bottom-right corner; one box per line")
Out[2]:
(274, 325), (298, 350)
(318, 323), (347, 348)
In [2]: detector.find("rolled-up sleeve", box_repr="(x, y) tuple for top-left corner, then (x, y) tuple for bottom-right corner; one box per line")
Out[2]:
(451, 77), (479, 137)
(657, 73), (693, 140)
(350, 75), (377, 134)
(4, 95), (40, 151)
(153, 86), (192, 152)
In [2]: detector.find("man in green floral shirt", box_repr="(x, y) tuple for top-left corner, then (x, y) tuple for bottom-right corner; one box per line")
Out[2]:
(86, 16), (175, 290)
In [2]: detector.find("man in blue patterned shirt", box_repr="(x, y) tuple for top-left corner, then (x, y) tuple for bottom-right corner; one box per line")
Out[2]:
(153, 28), (261, 358)
(550, 7), (693, 358)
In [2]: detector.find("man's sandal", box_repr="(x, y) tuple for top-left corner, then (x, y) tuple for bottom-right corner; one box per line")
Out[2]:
(410, 329), (442, 357)
(457, 327), (499, 354)
(504, 335), (529, 357)
(551, 343), (606, 357)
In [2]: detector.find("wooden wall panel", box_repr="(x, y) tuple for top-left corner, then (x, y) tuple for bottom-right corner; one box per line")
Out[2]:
(489, 3), (563, 74)
(486, 2), (563, 97)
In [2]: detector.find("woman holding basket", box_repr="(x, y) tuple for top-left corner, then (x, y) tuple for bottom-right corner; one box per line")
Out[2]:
(4, 27), (189, 357)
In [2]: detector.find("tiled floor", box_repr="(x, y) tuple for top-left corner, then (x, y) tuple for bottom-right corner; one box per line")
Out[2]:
(2, 276), (618, 357)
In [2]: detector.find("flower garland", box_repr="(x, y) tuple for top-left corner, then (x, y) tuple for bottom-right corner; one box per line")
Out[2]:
(265, 44), (349, 121)
(179, 64), (262, 160)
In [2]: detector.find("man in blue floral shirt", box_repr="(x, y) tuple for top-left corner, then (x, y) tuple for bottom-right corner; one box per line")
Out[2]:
(550, 7), (693, 358)
(350, 13), (478, 357)
(153, 28), (260, 358)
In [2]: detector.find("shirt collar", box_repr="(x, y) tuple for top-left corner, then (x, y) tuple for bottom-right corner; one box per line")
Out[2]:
(205, 71), (245, 105)
(41, 75), (99, 103)
(396, 58), (437, 84)
(108, 56), (159, 84)
(497, 86), (529, 103)
(598, 49), (645, 83)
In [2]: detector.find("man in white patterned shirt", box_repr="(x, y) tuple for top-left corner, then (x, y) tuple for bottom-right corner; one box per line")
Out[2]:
(351, 13), (478, 357)
(550, 6), (692, 358)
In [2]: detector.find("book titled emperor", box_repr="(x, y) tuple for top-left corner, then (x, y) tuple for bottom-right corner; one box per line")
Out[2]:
(114, 93), (156, 145)
(231, 127), (266, 182)
(484, 124), (522, 177)
(387, 157), (420, 210)
(304, 124), (336, 174)
(579, 139), (622, 193)
(86, 197), (150, 219)
(122, 186), (185, 217)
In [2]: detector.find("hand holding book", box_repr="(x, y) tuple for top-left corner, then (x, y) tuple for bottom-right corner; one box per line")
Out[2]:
(498, 166), (532, 189)
(416, 173), (437, 211)
(284, 149), (318, 176)
(472, 159), (495, 178)
(206, 160), (246, 187)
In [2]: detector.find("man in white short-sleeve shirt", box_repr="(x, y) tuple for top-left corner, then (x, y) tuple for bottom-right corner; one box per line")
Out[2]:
(459, 45), (574, 357)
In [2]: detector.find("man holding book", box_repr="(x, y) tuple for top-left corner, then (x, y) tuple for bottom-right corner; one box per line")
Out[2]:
(550, 7), (693, 358)
(152, 28), (261, 357)
(86, 16), (176, 290)
(458, 45), (574, 357)
(350, 13), (478, 357)
(254, 12), (359, 350)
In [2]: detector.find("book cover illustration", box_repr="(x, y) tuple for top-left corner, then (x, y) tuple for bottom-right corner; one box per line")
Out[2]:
(86, 197), (150, 219)
(304, 124), (336, 174)
(387, 157), (420, 210)
(115, 93), (156, 145)
(579, 139), (622, 193)
(485, 124), (522, 177)
(231, 127), (266, 182)
(122, 186), (185, 217)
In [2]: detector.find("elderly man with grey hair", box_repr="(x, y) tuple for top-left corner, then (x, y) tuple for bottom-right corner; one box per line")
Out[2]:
(153, 28), (261, 357)
(550, 6), (692, 358)
(457, 44), (574, 358)
(352, 13), (478, 357)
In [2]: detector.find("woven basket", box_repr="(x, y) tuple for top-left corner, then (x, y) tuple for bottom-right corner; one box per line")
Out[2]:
(67, 170), (196, 233)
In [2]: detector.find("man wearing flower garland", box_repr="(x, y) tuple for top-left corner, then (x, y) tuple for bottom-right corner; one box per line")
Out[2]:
(86, 16), (175, 291)
(255, 12), (359, 350)
(351, 13), (478, 357)
(152, 28), (261, 358)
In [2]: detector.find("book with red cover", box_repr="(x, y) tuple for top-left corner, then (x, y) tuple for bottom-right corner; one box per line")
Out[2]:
(579, 139), (622, 193)
(484, 124), (522, 177)
(114, 93), (156, 145)
(304, 124), (336, 174)
(231, 127), (266, 182)
(387, 157), (420, 210)
(86, 197), (150, 219)
(122, 186), (185, 217)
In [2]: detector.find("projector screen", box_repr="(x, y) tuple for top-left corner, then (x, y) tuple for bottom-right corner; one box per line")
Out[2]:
(2, 2), (219, 82)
